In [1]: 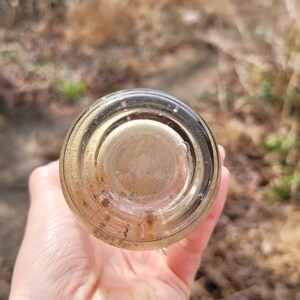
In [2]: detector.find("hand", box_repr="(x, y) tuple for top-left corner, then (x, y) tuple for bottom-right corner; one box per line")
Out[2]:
(10, 146), (229, 300)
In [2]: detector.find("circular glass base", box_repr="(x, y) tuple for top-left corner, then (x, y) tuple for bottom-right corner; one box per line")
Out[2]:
(99, 119), (189, 212)
(60, 88), (220, 250)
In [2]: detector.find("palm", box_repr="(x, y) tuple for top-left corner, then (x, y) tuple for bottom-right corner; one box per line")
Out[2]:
(90, 243), (187, 299)
(10, 155), (229, 300)
(44, 210), (188, 299)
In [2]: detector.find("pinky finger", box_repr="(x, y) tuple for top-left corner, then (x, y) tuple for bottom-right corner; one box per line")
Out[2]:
(167, 166), (230, 287)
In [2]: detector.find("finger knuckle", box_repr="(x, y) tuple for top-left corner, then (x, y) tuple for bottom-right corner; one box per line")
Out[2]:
(29, 165), (49, 184)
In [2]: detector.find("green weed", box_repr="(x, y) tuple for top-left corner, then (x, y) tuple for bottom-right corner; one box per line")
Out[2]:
(268, 174), (300, 201)
(265, 132), (297, 154)
(265, 130), (299, 202)
(1, 49), (19, 60)
(259, 79), (272, 101)
(59, 79), (87, 101)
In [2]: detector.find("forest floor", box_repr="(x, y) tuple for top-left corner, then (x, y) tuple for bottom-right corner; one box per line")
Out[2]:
(0, 1), (300, 299)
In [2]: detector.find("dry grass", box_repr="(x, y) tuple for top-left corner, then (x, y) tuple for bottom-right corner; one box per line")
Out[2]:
(1, 0), (299, 201)
(67, 0), (300, 201)
(65, 0), (134, 45)
(64, 0), (181, 48)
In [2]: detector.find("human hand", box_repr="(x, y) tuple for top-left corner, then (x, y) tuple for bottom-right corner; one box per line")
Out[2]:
(10, 146), (229, 300)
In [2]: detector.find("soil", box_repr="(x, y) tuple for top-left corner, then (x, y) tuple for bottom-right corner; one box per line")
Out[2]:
(1, 2), (300, 299)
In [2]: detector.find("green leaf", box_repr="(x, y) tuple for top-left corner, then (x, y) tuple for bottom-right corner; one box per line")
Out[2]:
(280, 131), (297, 153)
(60, 80), (87, 101)
(2, 49), (19, 60)
(265, 133), (281, 151)
(269, 175), (300, 201)
(260, 79), (272, 100)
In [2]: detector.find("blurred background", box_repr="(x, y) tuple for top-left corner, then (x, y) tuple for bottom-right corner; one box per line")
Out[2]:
(0, 0), (300, 299)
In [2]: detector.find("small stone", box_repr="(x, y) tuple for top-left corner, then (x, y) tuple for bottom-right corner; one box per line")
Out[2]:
(181, 10), (200, 25)
(261, 240), (273, 255)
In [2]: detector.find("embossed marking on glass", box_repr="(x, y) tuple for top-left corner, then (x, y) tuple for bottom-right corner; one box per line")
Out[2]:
(59, 89), (221, 250)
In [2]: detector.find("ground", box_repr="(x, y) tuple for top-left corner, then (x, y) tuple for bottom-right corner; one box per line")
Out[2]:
(0, 1), (300, 299)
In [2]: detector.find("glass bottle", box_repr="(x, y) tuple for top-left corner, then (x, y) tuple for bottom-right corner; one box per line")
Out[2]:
(59, 88), (221, 250)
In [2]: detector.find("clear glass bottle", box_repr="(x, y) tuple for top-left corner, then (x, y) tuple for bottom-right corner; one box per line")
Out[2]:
(60, 88), (221, 250)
